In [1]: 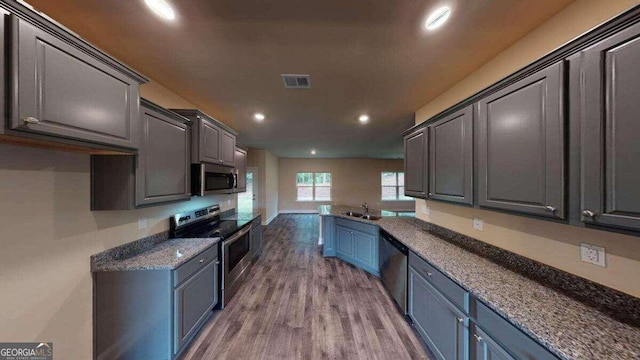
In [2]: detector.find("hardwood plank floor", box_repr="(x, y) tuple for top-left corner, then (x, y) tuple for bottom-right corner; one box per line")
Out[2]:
(181, 214), (433, 360)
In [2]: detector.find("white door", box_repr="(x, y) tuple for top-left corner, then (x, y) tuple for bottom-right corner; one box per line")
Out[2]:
(238, 167), (257, 213)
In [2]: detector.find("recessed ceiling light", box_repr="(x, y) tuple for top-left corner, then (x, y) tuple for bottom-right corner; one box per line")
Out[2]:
(424, 6), (451, 31)
(311, 149), (317, 155)
(358, 114), (370, 123)
(254, 113), (265, 121)
(144, 0), (176, 21)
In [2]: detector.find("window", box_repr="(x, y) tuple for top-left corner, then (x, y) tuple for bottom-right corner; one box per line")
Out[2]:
(381, 172), (413, 201)
(297, 172), (332, 201)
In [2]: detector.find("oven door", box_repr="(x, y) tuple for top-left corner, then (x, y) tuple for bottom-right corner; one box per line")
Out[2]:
(222, 226), (252, 307)
(192, 163), (235, 196)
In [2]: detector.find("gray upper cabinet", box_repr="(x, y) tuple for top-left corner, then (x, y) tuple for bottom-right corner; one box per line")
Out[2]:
(135, 99), (191, 206)
(573, 21), (640, 231)
(171, 109), (238, 166)
(8, 15), (144, 149)
(234, 147), (247, 193)
(404, 127), (427, 198)
(428, 105), (473, 205)
(91, 99), (191, 210)
(477, 61), (565, 219)
(220, 130), (236, 167)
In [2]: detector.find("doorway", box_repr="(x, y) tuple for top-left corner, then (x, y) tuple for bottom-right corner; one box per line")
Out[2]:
(238, 167), (257, 213)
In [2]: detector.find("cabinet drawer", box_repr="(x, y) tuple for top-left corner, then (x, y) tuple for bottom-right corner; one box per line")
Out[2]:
(335, 218), (378, 235)
(409, 251), (467, 311)
(174, 245), (218, 287)
(475, 301), (558, 360)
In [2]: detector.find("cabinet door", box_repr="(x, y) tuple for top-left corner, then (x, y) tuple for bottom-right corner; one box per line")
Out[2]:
(199, 119), (221, 163)
(10, 16), (140, 149)
(220, 130), (236, 167)
(409, 267), (466, 360)
(353, 230), (378, 272)
(477, 62), (565, 219)
(404, 127), (427, 198)
(174, 261), (217, 353)
(472, 326), (515, 360)
(336, 226), (355, 258)
(429, 105), (473, 205)
(577, 22), (640, 231)
(234, 147), (247, 192)
(136, 102), (190, 206)
(0, 12), (5, 135)
(322, 216), (336, 256)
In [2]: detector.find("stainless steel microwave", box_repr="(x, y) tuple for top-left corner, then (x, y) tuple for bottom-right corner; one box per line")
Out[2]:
(191, 163), (237, 196)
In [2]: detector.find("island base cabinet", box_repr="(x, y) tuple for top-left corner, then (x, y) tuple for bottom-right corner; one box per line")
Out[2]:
(334, 220), (379, 276)
(322, 216), (336, 257)
(408, 267), (467, 360)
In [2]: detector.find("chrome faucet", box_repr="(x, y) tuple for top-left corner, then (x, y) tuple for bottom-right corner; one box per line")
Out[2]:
(361, 202), (369, 213)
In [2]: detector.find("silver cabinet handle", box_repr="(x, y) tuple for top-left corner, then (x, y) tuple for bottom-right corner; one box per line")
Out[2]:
(474, 334), (482, 342)
(199, 259), (205, 263)
(456, 317), (463, 323)
(426, 272), (432, 277)
(582, 210), (596, 218)
(214, 261), (220, 265)
(428, 193), (433, 196)
(24, 116), (40, 124)
(545, 206), (556, 213)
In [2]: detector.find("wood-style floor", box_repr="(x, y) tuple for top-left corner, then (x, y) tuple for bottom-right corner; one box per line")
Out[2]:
(180, 214), (433, 360)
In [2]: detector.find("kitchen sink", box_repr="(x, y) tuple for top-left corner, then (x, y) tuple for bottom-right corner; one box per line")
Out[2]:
(344, 211), (363, 217)
(361, 214), (381, 221)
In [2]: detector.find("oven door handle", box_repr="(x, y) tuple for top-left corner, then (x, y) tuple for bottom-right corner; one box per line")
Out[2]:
(224, 226), (250, 246)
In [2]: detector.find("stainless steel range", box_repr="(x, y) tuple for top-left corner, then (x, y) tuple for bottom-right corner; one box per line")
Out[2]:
(170, 204), (252, 308)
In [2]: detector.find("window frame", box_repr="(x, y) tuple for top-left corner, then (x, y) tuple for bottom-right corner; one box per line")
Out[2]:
(381, 172), (413, 201)
(296, 172), (332, 202)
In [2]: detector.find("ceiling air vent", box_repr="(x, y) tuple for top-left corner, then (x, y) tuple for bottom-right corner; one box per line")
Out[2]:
(282, 74), (311, 89)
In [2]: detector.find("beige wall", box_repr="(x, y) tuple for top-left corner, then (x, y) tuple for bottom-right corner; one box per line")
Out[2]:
(247, 148), (279, 224)
(414, 0), (640, 297)
(0, 81), (237, 359)
(279, 158), (414, 213)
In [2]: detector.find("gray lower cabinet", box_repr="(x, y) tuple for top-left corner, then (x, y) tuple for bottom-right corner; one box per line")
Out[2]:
(174, 261), (218, 352)
(477, 61), (565, 219)
(91, 99), (191, 210)
(428, 105), (473, 205)
(408, 250), (559, 360)
(171, 109), (237, 166)
(8, 14), (143, 149)
(0, 11), (5, 134)
(334, 219), (379, 276)
(472, 325), (514, 360)
(572, 20), (640, 231)
(250, 218), (263, 258)
(404, 127), (428, 198)
(95, 245), (220, 360)
(234, 147), (247, 193)
(409, 266), (467, 360)
(322, 216), (336, 256)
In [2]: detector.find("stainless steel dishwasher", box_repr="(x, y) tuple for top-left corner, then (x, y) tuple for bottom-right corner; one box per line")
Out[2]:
(379, 229), (409, 314)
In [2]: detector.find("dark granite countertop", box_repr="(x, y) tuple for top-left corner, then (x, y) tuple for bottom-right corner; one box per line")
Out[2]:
(92, 237), (220, 272)
(221, 211), (262, 228)
(319, 205), (640, 360)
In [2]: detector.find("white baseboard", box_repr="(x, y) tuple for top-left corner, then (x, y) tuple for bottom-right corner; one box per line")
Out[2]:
(278, 210), (319, 214)
(262, 212), (279, 226)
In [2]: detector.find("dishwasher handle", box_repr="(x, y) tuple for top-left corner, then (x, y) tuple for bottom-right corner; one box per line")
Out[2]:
(380, 230), (409, 255)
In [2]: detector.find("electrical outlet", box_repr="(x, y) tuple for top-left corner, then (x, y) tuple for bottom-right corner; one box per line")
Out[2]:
(580, 243), (606, 267)
(473, 218), (484, 231)
(421, 203), (430, 215)
(138, 218), (147, 230)
(227, 199), (231, 206)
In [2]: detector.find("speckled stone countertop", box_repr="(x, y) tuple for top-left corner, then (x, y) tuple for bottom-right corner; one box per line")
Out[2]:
(319, 205), (640, 360)
(92, 237), (220, 272)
